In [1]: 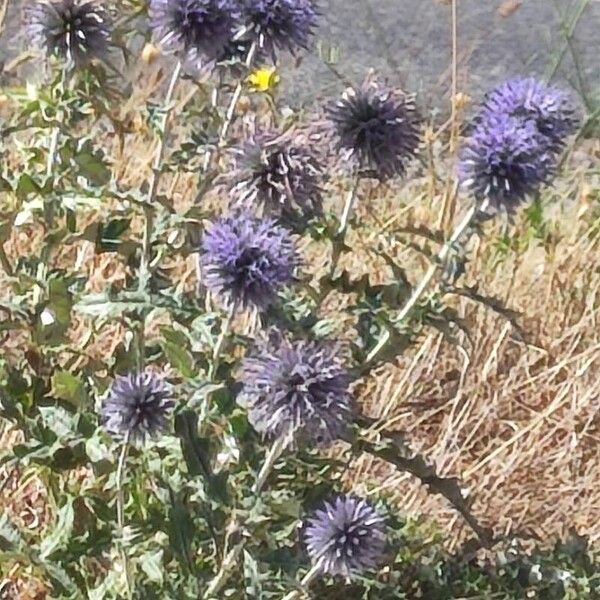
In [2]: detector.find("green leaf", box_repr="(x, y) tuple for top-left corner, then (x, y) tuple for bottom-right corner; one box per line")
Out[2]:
(175, 411), (229, 504)
(73, 142), (111, 186)
(174, 411), (212, 480)
(139, 549), (164, 584)
(51, 370), (87, 407)
(99, 218), (131, 252)
(16, 173), (40, 198)
(160, 327), (195, 378)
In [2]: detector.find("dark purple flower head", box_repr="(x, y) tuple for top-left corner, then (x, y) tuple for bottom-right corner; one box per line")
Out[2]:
(243, 0), (318, 58)
(482, 77), (578, 153)
(101, 372), (174, 442)
(200, 213), (298, 310)
(304, 495), (386, 577)
(328, 81), (420, 180)
(231, 130), (324, 231)
(24, 0), (111, 65)
(239, 332), (352, 447)
(150, 0), (242, 66)
(459, 113), (553, 212)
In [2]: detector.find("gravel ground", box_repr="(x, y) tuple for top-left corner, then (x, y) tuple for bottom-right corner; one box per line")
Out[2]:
(2, 0), (599, 111)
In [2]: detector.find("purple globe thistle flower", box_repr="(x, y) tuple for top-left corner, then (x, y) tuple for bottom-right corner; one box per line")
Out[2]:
(459, 113), (554, 212)
(23, 0), (111, 66)
(200, 213), (299, 310)
(482, 77), (578, 153)
(243, 0), (318, 58)
(328, 80), (420, 180)
(303, 495), (386, 577)
(231, 130), (324, 230)
(101, 372), (174, 442)
(149, 0), (242, 67)
(239, 332), (352, 446)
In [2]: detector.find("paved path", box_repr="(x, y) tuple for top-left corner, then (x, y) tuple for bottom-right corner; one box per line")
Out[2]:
(286, 0), (600, 110)
(2, 0), (599, 111)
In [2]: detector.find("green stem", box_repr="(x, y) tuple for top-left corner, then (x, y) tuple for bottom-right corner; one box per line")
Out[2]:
(253, 433), (291, 494)
(281, 561), (323, 600)
(204, 431), (292, 597)
(208, 301), (238, 381)
(116, 433), (133, 598)
(327, 177), (361, 283)
(365, 199), (488, 364)
(201, 41), (257, 174)
(139, 60), (182, 292)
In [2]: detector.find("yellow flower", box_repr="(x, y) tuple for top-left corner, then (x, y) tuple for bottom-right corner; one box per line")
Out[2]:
(247, 66), (280, 93)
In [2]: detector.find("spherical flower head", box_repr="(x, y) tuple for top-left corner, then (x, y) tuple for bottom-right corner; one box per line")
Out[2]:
(231, 130), (324, 231)
(23, 0), (111, 66)
(243, 0), (318, 58)
(328, 80), (420, 180)
(459, 113), (554, 212)
(239, 332), (352, 446)
(482, 77), (578, 153)
(200, 213), (298, 310)
(101, 372), (174, 442)
(150, 0), (242, 67)
(303, 495), (386, 577)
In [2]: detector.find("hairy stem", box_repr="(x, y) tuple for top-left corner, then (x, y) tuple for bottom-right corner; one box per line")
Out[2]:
(366, 200), (487, 364)
(337, 177), (360, 237)
(139, 60), (182, 292)
(202, 42), (257, 174)
(37, 67), (68, 306)
(220, 42), (257, 143)
(204, 432), (291, 596)
(281, 561), (323, 600)
(116, 433), (133, 598)
(253, 433), (292, 494)
(208, 301), (238, 381)
(327, 177), (361, 282)
(449, 0), (459, 153)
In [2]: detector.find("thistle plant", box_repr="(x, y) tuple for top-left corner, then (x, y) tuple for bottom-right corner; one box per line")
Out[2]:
(24, 0), (112, 66)
(230, 129), (324, 229)
(149, 0), (242, 68)
(101, 371), (174, 442)
(240, 331), (353, 447)
(303, 495), (387, 577)
(242, 0), (319, 59)
(0, 1), (588, 598)
(200, 212), (299, 311)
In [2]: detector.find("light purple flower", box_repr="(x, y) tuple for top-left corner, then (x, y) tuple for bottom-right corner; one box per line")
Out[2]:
(230, 130), (324, 230)
(459, 113), (553, 212)
(482, 77), (578, 153)
(200, 213), (298, 310)
(239, 332), (352, 446)
(243, 0), (318, 58)
(149, 0), (242, 66)
(328, 80), (420, 180)
(303, 495), (386, 577)
(24, 0), (111, 65)
(101, 372), (174, 442)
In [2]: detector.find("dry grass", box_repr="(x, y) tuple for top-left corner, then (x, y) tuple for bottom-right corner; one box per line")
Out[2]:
(344, 143), (600, 551)
(1, 58), (600, 596)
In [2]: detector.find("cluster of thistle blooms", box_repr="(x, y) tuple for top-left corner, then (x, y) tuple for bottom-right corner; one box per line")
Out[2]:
(24, 0), (578, 583)
(23, 0), (394, 580)
(459, 77), (579, 212)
